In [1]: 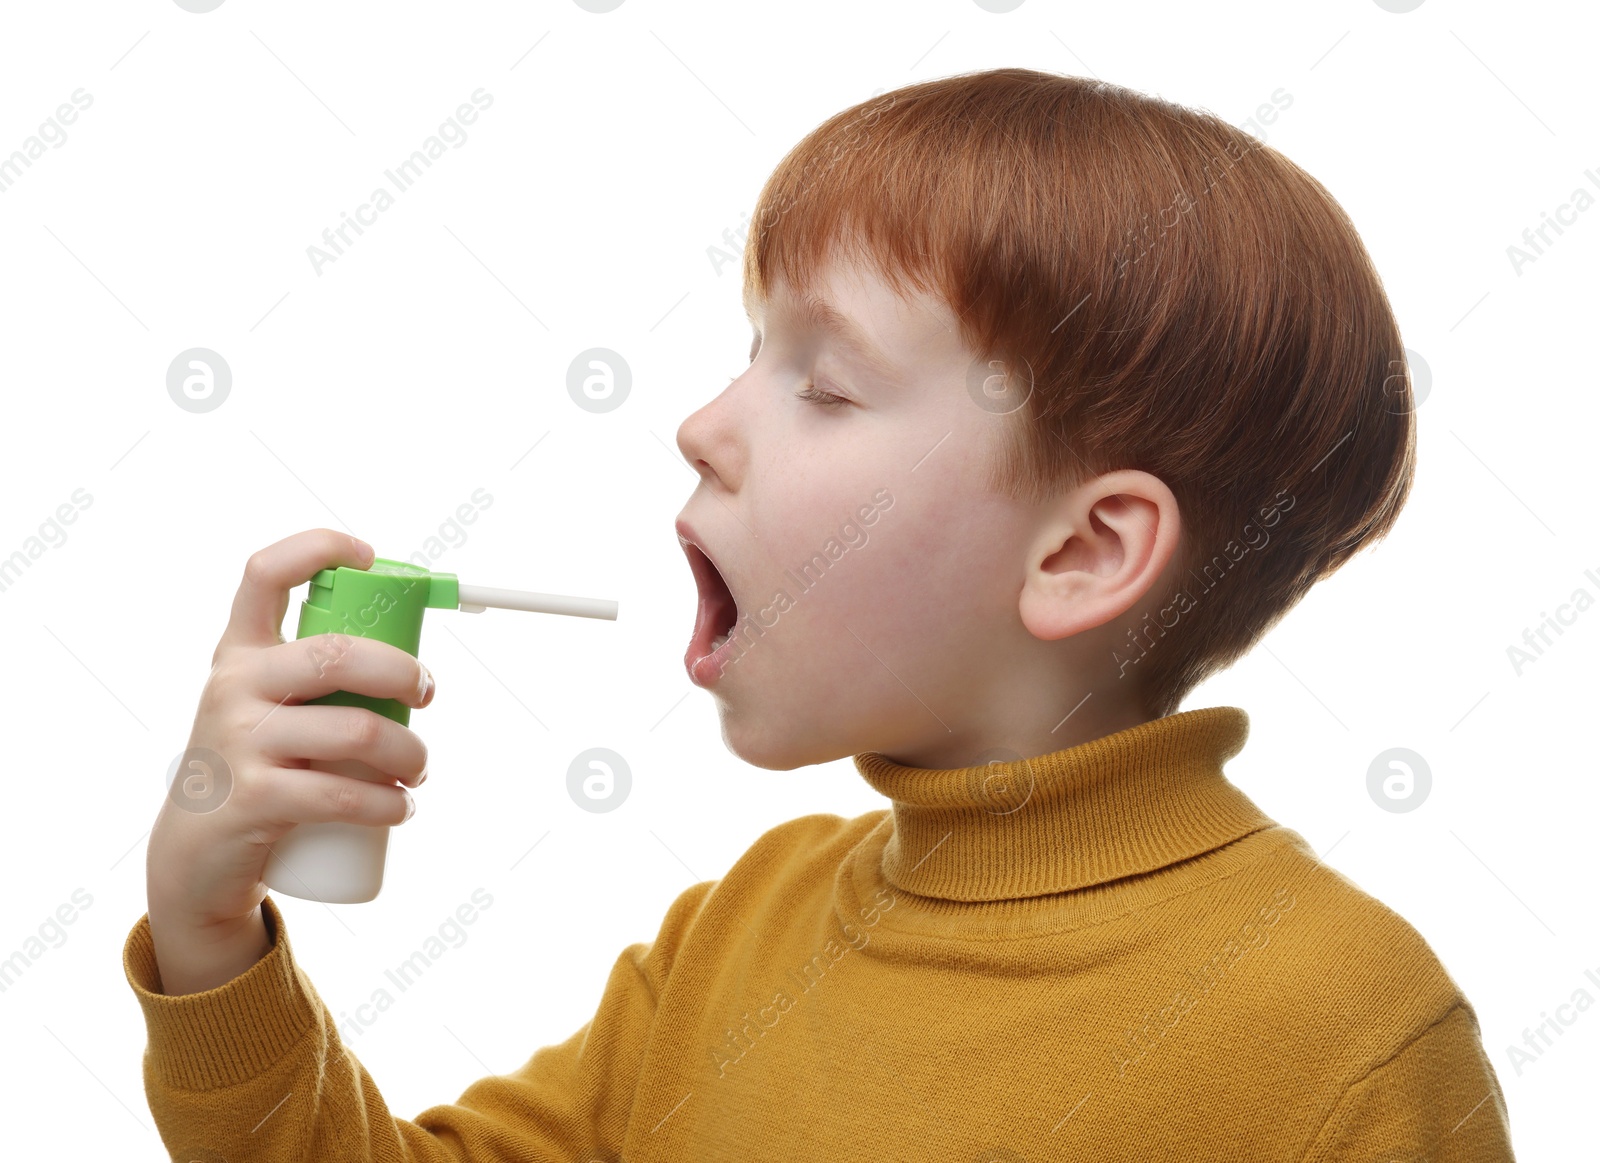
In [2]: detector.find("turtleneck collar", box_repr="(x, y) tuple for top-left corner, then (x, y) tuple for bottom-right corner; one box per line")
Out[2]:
(850, 706), (1274, 903)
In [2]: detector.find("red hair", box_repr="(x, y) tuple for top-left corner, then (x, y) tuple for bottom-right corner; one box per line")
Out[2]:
(742, 67), (1416, 718)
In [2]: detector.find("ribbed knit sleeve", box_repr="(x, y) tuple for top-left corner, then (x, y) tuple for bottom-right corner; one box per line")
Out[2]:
(123, 881), (717, 1162)
(1300, 1003), (1515, 1161)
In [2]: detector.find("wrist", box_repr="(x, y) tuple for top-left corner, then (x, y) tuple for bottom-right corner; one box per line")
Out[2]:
(147, 902), (272, 996)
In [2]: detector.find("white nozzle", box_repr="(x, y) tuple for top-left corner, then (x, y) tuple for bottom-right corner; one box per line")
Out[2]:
(457, 583), (618, 620)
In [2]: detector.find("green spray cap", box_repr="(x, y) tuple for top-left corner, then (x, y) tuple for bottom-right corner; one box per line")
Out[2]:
(294, 556), (616, 728)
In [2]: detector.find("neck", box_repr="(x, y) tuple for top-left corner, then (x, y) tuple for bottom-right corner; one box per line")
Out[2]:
(873, 693), (1157, 769)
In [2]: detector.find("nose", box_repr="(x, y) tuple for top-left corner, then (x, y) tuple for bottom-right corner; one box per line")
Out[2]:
(675, 377), (744, 494)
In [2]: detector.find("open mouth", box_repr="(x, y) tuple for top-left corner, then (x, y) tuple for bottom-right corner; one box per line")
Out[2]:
(680, 534), (741, 681)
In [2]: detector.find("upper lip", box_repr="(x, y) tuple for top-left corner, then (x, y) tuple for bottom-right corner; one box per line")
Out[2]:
(674, 516), (709, 563)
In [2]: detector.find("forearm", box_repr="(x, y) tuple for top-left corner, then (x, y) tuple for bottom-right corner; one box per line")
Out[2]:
(122, 890), (683, 1161)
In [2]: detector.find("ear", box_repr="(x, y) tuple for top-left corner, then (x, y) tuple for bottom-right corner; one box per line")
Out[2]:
(1018, 470), (1182, 642)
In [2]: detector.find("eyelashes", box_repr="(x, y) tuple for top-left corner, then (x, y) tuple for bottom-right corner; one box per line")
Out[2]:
(795, 383), (850, 409)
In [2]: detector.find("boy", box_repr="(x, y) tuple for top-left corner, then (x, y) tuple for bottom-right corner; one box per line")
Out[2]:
(126, 68), (1515, 1159)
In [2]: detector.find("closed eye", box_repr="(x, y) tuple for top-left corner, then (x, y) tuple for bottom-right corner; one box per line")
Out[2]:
(795, 382), (850, 409)
(748, 329), (849, 408)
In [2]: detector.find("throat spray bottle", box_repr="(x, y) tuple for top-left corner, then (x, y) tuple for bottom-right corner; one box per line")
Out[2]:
(262, 557), (617, 904)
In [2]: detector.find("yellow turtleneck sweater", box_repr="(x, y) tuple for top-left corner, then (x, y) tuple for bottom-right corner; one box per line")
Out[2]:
(123, 706), (1515, 1160)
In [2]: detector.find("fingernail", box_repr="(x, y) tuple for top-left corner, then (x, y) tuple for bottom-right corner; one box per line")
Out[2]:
(418, 767), (429, 785)
(404, 794), (417, 820)
(419, 668), (434, 705)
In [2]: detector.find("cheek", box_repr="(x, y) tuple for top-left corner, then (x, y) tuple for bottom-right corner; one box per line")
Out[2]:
(746, 433), (1008, 640)
(860, 494), (1017, 634)
(832, 538), (919, 637)
(751, 491), (900, 625)
(815, 497), (947, 633)
(757, 461), (876, 558)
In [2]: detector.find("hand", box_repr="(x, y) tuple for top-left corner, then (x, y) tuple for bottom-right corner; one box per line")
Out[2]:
(147, 528), (435, 934)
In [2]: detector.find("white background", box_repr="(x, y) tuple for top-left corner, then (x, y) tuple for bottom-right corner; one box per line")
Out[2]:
(0, 0), (1594, 1158)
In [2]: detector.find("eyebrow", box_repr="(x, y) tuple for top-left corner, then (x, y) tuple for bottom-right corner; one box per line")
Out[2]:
(744, 289), (901, 384)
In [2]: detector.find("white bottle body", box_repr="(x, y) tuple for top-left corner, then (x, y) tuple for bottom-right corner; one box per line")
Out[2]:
(263, 820), (390, 903)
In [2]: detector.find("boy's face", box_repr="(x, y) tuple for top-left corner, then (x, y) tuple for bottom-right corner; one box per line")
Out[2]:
(675, 251), (1097, 770)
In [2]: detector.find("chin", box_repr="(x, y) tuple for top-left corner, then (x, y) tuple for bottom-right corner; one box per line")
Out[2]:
(716, 710), (841, 772)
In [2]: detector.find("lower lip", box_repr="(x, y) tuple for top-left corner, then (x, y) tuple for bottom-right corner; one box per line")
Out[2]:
(685, 632), (739, 688)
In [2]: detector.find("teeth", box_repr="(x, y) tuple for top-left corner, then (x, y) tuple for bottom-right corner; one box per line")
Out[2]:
(711, 629), (731, 650)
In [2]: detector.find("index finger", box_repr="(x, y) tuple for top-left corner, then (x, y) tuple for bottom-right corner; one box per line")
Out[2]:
(215, 528), (374, 655)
